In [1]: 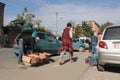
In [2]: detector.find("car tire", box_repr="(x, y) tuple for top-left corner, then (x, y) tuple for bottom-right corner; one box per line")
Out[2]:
(78, 47), (84, 52)
(97, 63), (105, 71)
(57, 50), (61, 55)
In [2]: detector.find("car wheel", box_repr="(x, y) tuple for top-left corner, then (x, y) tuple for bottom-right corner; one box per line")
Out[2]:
(97, 63), (105, 71)
(78, 47), (84, 52)
(57, 50), (61, 55)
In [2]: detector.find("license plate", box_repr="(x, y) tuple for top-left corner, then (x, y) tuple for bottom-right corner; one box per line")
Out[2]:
(113, 42), (120, 48)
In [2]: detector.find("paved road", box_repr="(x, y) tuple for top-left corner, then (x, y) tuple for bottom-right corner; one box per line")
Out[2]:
(0, 48), (89, 80)
(0, 48), (120, 80)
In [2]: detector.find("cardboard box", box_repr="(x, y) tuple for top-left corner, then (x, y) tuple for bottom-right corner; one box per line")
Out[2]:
(22, 54), (41, 66)
(39, 52), (51, 60)
(22, 55), (31, 63)
(30, 57), (41, 66)
(43, 52), (51, 56)
(39, 53), (47, 60)
(39, 52), (51, 63)
(22, 52), (51, 66)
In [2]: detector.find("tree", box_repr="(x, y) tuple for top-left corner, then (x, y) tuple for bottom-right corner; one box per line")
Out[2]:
(100, 22), (113, 31)
(16, 14), (23, 20)
(6, 7), (51, 33)
(73, 24), (82, 38)
(74, 21), (93, 38)
(35, 26), (51, 33)
(9, 7), (35, 28)
(81, 21), (93, 37)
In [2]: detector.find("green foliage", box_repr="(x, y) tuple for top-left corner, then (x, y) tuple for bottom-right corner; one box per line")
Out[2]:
(35, 26), (52, 33)
(9, 7), (35, 28)
(73, 24), (82, 38)
(16, 14), (23, 20)
(82, 22), (93, 37)
(74, 21), (113, 38)
(100, 21), (113, 31)
(74, 22), (93, 38)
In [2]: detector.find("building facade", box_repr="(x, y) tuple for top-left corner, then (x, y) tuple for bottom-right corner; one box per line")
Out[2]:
(0, 2), (5, 47)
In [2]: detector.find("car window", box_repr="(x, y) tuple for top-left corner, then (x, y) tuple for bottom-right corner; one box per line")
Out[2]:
(58, 36), (62, 41)
(47, 34), (55, 41)
(37, 33), (46, 40)
(103, 26), (120, 40)
(22, 32), (32, 38)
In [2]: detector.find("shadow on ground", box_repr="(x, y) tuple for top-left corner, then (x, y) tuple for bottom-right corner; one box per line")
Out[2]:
(105, 66), (120, 73)
(62, 57), (78, 64)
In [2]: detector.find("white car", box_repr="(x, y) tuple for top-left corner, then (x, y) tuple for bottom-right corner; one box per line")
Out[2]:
(79, 38), (90, 49)
(97, 25), (120, 71)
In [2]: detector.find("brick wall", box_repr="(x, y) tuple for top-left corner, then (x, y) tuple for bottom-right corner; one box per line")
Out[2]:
(0, 2), (5, 48)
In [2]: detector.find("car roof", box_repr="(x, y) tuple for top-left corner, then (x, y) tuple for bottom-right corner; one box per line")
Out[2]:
(103, 24), (120, 34)
(21, 28), (34, 33)
(102, 24), (120, 40)
(37, 31), (54, 35)
(106, 24), (120, 28)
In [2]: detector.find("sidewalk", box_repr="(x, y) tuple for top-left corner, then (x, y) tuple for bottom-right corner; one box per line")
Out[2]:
(81, 65), (120, 80)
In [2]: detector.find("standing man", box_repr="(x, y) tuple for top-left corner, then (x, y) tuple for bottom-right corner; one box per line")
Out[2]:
(59, 23), (74, 65)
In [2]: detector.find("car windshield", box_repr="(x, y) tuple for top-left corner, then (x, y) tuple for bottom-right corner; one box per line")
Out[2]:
(103, 26), (120, 40)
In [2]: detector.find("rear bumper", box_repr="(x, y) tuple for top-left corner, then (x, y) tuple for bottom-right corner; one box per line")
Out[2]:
(98, 51), (120, 66)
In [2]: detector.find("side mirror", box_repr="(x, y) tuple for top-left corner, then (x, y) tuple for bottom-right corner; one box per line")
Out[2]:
(56, 36), (62, 41)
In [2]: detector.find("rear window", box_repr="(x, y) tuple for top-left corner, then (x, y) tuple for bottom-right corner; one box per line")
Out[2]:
(103, 26), (120, 40)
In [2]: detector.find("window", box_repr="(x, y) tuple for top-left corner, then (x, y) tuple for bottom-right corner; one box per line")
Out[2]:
(103, 26), (120, 40)
(37, 33), (46, 40)
(47, 34), (55, 41)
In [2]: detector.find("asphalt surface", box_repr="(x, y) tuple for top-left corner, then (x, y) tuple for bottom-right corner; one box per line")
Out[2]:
(0, 48), (120, 80)
(0, 48), (89, 80)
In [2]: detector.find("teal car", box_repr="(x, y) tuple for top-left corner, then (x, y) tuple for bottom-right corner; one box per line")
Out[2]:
(13, 28), (61, 56)
(56, 37), (85, 52)
(72, 38), (85, 52)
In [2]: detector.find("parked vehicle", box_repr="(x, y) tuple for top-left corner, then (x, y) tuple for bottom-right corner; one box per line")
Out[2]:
(97, 25), (120, 71)
(79, 38), (91, 49)
(13, 28), (61, 56)
(72, 38), (85, 52)
(56, 37), (85, 52)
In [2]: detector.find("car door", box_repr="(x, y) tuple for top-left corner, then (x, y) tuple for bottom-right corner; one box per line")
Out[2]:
(47, 34), (60, 51)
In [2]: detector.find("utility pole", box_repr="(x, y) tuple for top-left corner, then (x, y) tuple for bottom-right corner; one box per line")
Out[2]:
(55, 12), (62, 35)
(56, 12), (58, 35)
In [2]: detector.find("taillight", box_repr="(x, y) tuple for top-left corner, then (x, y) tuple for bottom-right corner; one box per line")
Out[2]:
(99, 41), (108, 49)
